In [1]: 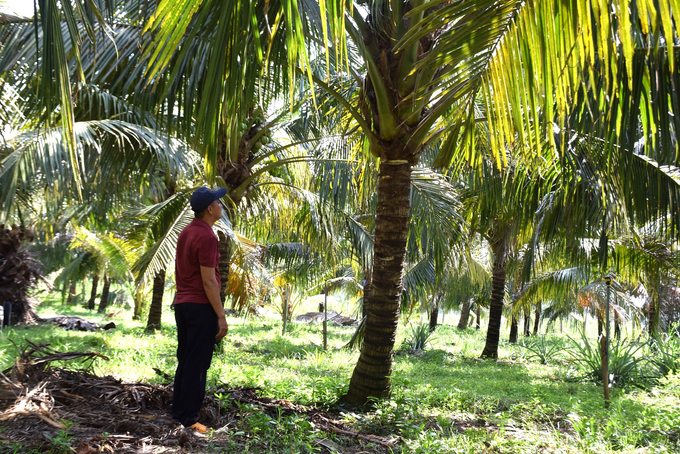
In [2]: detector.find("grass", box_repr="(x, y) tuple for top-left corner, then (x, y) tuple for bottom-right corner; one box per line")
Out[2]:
(1, 290), (679, 453)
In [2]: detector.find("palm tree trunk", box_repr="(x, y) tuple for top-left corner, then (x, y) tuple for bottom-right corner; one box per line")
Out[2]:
(429, 297), (439, 333)
(217, 231), (231, 308)
(523, 308), (531, 337)
(648, 297), (659, 338)
(133, 287), (144, 320)
(533, 302), (541, 335)
(145, 269), (166, 332)
(614, 315), (621, 339)
(87, 275), (99, 310)
(583, 311), (586, 333)
(361, 278), (370, 320)
(509, 314), (518, 343)
(66, 280), (77, 305)
(475, 305), (481, 330)
(343, 160), (411, 406)
(97, 275), (111, 313)
(597, 317), (603, 337)
(481, 238), (508, 358)
(457, 299), (471, 330)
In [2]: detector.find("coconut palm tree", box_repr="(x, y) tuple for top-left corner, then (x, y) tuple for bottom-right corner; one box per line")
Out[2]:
(127, 175), (194, 332)
(524, 135), (680, 338)
(54, 225), (138, 312)
(456, 148), (552, 358)
(610, 228), (680, 337)
(11, 0), (680, 405)
(142, 0), (680, 404)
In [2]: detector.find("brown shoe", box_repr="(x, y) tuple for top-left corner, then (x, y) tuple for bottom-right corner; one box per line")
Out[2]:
(189, 422), (209, 433)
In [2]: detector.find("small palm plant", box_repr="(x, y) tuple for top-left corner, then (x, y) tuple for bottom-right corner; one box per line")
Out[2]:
(650, 325), (680, 378)
(519, 335), (564, 364)
(401, 323), (434, 352)
(567, 331), (647, 387)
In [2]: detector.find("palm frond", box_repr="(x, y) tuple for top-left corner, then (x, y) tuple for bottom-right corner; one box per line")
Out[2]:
(0, 119), (193, 221)
(130, 193), (193, 284)
(71, 226), (134, 282)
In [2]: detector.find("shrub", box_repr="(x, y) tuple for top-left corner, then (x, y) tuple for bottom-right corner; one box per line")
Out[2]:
(402, 323), (434, 352)
(519, 335), (564, 364)
(567, 331), (646, 387)
(650, 326), (680, 378)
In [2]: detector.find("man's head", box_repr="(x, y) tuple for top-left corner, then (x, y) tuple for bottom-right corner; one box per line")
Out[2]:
(190, 187), (227, 223)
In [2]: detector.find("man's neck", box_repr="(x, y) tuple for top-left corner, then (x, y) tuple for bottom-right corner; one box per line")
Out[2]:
(195, 217), (215, 227)
(204, 214), (219, 227)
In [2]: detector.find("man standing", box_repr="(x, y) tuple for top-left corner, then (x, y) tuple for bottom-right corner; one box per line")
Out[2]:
(172, 187), (229, 433)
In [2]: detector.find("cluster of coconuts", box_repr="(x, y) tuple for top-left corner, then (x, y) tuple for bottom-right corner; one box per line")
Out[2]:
(238, 110), (272, 153)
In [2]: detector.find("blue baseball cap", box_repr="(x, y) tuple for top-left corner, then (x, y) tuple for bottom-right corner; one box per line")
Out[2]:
(190, 187), (227, 214)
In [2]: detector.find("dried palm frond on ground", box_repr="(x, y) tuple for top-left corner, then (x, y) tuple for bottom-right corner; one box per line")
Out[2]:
(295, 310), (358, 326)
(39, 315), (115, 332)
(0, 342), (396, 453)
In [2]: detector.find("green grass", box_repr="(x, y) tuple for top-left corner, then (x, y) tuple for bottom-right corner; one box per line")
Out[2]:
(2, 293), (679, 453)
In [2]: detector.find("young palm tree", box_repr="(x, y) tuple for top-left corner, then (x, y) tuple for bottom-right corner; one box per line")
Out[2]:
(55, 226), (138, 312)
(611, 228), (680, 337)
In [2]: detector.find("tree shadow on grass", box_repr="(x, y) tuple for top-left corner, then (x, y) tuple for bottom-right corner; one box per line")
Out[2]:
(391, 347), (604, 422)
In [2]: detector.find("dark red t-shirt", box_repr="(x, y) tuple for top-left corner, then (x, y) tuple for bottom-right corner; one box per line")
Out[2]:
(175, 218), (221, 305)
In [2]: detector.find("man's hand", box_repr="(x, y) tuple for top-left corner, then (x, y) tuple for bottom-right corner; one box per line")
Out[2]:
(200, 265), (229, 342)
(216, 316), (228, 341)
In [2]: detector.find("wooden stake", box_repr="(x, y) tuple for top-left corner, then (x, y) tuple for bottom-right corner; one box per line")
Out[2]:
(282, 285), (288, 336)
(603, 274), (612, 409)
(600, 335), (610, 408)
(323, 281), (328, 350)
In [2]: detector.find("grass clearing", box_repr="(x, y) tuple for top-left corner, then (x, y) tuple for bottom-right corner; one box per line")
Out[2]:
(1, 295), (679, 453)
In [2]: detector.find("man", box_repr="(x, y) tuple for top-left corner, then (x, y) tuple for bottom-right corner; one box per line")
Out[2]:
(172, 187), (229, 433)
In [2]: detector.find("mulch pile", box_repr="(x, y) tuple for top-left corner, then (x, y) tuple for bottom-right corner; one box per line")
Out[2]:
(0, 341), (395, 453)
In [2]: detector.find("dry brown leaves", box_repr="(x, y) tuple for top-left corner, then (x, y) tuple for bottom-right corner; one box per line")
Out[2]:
(0, 341), (396, 453)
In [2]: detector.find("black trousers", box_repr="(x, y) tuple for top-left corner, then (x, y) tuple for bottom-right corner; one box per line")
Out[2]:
(172, 303), (218, 427)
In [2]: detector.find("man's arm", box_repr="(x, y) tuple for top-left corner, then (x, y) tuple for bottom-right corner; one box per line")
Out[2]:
(200, 265), (229, 341)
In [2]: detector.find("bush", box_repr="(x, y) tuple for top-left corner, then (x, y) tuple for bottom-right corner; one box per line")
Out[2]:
(401, 323), (434, 352)
(567, 331), (647, 387)
(650, 326), (680, 378)
(519, 335), (564, 364)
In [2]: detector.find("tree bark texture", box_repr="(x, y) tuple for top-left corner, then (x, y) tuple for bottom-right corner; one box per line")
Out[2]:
(533, 302), (541, 335)
(475, 305), (481, 330)
(361, 277), (371, 320)
(481, 238), (507, 358)
(523, 308), (531, 337)
(597, 317), (603, 337)
(429, 297), (439, 332)
(649, 297), (659, 337)
(97, 275), (111, 313)
(457, 299), (471, 330)
(509, 314), (518, 343)
(614, 316), (621, 339)
(87, 275), (99, 310)
(217, 231), (231, 307)
(343, 161), (411, 406)
(145, 269), (166, 332)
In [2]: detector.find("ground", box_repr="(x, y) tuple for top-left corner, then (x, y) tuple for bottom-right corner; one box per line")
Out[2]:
(5, 305), (679, 453)
(0, 342), (396, 453)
